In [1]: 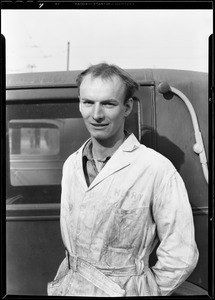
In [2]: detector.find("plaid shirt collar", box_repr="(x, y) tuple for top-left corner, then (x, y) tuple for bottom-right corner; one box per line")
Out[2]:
(82, 139), (111, 163)
(82, 131), (131, 186)
(82, 139), (111, 187)
(82, 131), (131, 162)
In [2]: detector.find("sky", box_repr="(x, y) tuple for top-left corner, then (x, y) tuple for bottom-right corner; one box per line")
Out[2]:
(1, 9), (213, 74)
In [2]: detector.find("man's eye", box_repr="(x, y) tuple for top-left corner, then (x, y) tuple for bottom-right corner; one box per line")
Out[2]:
(103, 103), (116, 108)
(83, 101), (93, 106)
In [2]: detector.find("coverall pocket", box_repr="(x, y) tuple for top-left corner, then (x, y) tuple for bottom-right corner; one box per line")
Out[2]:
(47, 274), (68, 296)
(109, 207), (148, 249)
(47, 257), (70, 296)
(47, 277), (64, 295)
(47, 269), (74, 296)
(134, 268), (161, 296)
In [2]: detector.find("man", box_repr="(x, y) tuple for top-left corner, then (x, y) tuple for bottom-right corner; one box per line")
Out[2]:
(48, 63), (198, 297)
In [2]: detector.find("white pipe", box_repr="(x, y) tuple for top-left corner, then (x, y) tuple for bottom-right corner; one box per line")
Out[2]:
(170, 86), (208, 184)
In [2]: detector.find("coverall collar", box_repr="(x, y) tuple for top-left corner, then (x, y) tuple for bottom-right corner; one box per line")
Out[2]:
(75, 133), (141, 191)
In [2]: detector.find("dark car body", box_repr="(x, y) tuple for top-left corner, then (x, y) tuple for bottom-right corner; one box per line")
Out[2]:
(5, 69), (208, 296)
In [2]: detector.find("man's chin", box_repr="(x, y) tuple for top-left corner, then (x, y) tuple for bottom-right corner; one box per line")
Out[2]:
(90, 132), (109, 141)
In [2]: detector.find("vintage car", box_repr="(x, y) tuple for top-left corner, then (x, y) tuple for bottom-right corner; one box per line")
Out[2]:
(5, 68), (209, 296)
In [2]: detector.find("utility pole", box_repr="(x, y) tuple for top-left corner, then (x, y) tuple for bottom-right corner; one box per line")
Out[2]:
(27, 64), (36, 72)
(67, 41), (70, 71)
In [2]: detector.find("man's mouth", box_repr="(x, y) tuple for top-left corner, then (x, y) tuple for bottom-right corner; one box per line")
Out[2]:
(90, 123), (109, 128)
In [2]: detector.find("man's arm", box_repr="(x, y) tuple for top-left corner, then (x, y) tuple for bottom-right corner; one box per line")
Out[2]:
(151, 171), (199, 296)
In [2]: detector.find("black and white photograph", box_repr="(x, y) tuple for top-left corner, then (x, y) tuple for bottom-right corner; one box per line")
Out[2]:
(1, 4), (213, 297)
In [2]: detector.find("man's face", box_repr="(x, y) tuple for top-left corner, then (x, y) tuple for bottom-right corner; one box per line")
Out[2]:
(79, 74), (133, 143)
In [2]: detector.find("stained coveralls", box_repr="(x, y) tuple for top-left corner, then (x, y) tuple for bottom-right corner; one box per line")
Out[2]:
(48, 133), (199, 296)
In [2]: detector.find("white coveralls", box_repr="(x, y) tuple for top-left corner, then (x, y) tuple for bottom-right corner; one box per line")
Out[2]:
(48, 133), (199, 297)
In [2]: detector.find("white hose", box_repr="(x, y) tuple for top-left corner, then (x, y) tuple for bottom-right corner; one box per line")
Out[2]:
(170, 86), (208, 184)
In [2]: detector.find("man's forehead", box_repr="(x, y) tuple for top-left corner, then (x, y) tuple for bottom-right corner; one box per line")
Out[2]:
(80, 74), (124, 88)
(79, 74), (126, 101)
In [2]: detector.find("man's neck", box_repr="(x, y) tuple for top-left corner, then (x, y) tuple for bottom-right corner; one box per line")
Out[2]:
(91, 134), (125, 161)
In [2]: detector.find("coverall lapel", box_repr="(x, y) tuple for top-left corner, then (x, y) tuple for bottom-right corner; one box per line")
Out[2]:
(88, 134), (140, 190)
(88, 151), (131, 190)
(74, 134), (140, 191)
(74, 139), (90, 191)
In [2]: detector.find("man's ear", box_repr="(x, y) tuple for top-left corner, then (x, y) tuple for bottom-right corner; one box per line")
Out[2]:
(78, 96), (82, 113)
(124, 98), (133, 117)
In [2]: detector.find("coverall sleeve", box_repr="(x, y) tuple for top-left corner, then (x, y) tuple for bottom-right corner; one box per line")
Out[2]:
(60, 158), (73, 252)
(151, 170), (199, 296)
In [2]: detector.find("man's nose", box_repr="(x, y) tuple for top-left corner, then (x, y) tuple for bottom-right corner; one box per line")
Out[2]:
(92, 103), (104, 121)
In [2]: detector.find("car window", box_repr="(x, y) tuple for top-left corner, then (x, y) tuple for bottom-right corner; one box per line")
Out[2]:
(9, 121), (60, 156)
(8, 118), (89, 187)
(6, 101), (89, 204)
